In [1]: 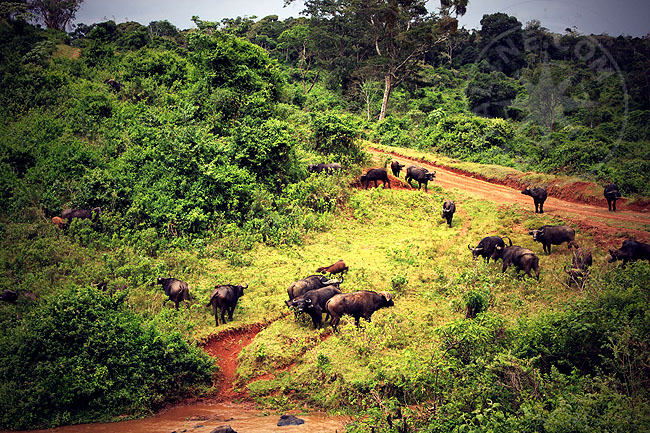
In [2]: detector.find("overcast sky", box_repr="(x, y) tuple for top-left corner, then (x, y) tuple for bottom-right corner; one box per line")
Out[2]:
(73, 0), (650, 37)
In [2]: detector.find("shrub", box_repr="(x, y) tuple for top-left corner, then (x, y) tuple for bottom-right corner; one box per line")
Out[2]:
(0, 286), (214, 430)
(310, 111), (365, 164)
(463, 287), (491, 318)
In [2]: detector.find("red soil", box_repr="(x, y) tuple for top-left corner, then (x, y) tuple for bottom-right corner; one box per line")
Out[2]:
(201, 324), (263, 401)
(365, 148), (650, 247)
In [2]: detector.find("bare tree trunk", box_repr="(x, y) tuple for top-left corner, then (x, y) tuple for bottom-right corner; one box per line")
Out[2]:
(379, 73), (392, 121)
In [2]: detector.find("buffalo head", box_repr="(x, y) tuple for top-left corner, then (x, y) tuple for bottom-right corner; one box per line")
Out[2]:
(468, 244), (484, 260)
(528, 228), (544, 241)
(378, 291), (394, 306)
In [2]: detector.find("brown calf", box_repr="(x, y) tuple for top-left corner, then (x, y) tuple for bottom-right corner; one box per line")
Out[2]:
(316, 259), (349, 276)
(52, 216), (67, 228)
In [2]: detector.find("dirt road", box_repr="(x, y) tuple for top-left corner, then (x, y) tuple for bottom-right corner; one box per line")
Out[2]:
(367, 148), (650, 246)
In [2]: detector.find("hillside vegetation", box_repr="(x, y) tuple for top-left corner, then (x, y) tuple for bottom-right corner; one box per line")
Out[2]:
(1, 6), (649, 432)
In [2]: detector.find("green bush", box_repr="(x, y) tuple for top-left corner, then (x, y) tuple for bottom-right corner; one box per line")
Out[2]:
(0, 286), (214, 430)
(463, 287), (491, 318)
(310, 111), (365, 164)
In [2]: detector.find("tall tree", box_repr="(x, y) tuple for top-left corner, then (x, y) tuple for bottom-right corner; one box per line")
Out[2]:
(287, 0), (442, 120)
(28, 0), (82, 31)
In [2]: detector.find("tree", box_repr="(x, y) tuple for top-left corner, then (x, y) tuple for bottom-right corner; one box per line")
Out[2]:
(27, 0), (83, 31)
(466, 70), (518, 118)
(277, 24), (320, 94)
(288, 0), (441, 120)
(478, 12), (526, 76)
(358, 0), (435, 120)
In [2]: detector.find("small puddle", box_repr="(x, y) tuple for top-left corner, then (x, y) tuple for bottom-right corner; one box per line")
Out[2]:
(7, 403), (349, 433)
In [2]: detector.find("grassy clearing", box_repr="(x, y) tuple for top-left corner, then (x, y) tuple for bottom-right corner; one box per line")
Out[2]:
(222, 184), (604, 411)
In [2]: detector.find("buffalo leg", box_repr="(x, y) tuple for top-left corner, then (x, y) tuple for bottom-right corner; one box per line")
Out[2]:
(330, 315), (340, 331)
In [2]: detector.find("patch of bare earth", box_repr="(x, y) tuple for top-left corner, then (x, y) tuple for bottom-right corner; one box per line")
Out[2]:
(201, 324), (263, 402)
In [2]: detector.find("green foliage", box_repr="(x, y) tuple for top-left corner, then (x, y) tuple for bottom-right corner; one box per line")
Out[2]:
(310, 111), (365, 164)
(0, 286), (214, 430)
(466, 71), (519, 118)
(417, 113), (517, 163)
(463, 287), (491, 318)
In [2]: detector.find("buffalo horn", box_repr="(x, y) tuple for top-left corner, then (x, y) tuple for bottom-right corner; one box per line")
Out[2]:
(379, 291), (392, 301)
(468, 244), (473, 251)
(242, 283), (248, 289)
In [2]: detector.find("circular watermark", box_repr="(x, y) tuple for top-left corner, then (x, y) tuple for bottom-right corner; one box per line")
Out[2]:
(465, 1), (629, 171)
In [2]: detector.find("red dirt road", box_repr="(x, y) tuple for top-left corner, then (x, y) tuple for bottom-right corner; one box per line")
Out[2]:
(368, 148), (650, 246)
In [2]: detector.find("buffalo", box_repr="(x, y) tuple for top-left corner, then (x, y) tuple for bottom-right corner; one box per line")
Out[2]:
(287, 275), (342, 301)
(104, 78), (124, 92)
(390, 161), (406, 178)
(51, 216), (67, 228)
(286, 286), (342, 328)
(325, 291), (394, 331)
(316, 259), (349, 276)
(528, 225), (578, 254)
(308, 163), (342, 174)
(157, 277), (190, 310)
(0, 289), (18, 303)
(608, 239), (650, 265)
(405, 165), (436, 191)
(62, 207), (102, 221)
(442, 200), (456, 228)
(360, 168), (391, 189)
(468, 236), (512, 263)
(564, 248), (592, 288)
(492, 245), (540, 280)
(207, 284), (247, 326)
(604, 183), (622, 212)
(521, 187), (547, 213)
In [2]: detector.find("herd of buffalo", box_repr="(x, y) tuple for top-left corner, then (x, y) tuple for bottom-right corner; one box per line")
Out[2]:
(28, 161), (649, 330)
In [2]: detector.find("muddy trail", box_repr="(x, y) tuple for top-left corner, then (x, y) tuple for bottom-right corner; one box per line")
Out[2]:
(367, 148), (650, 247)
(201, 323), (264, 402)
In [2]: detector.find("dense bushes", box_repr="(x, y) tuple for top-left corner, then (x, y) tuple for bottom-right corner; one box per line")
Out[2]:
(0, 286), (214, 430)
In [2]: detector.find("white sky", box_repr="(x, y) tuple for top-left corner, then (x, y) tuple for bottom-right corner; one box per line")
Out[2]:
(73, 0), (650, 37)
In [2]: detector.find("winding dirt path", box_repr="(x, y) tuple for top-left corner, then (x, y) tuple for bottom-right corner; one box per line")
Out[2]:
(367, 148), (650, 246)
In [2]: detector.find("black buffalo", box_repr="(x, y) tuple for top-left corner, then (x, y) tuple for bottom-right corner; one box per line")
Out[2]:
(468, 236), (512, 263)
(157, 277), (190, 310)
(405, 165), (436, 191)
(521, 187), (547, 213)
(608, 239), (650, 265)
(528, 225), (578, 254)
(325, 291), (394, 331)
(287, 275), (342, 301)
(604, 183), (622, 212)
(492, 245), (540, 280)
(207, 284), (247, 326)
(62, 207), (102, 221)
(0, 289), (18, 303)
(390, 161), (406, 178)
(360, 168), (391, 189)
(286, 286), (342, 328)
(564, 248), (592, 287)
(104, 78), (124, 92)
(442, 200), (456, 227)
(308, 163), (342, 174)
